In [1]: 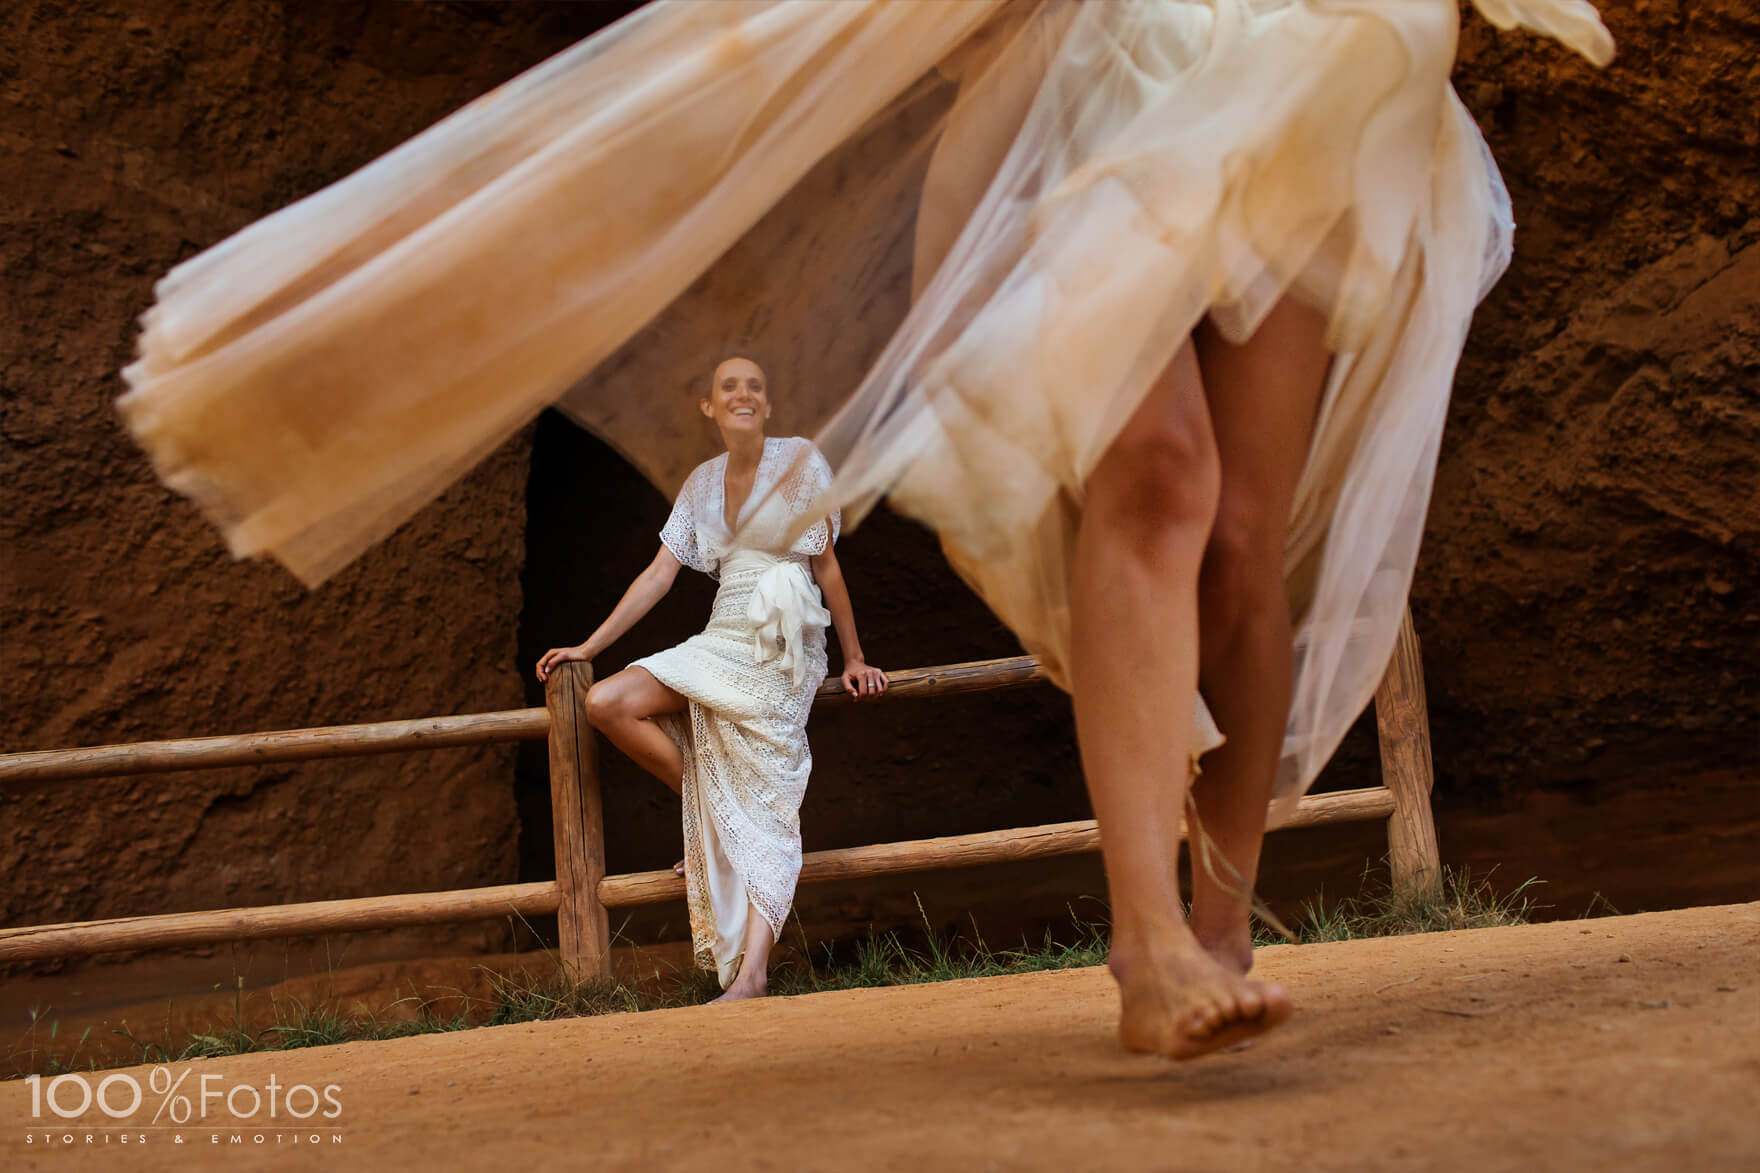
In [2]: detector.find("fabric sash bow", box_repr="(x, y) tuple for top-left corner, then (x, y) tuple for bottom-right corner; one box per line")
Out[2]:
(739, 554), (831, 689)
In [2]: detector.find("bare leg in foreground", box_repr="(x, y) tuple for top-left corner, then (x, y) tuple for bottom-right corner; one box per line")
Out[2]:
(1068, 338), (1292, 1060)
(1187, 300), (1333, 974)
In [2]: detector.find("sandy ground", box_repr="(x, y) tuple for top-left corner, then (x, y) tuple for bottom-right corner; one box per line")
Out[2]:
(5, 904), (1756, 1172)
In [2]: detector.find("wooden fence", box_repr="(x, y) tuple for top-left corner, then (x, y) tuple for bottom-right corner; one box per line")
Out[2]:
(0, 618), (1439, 976)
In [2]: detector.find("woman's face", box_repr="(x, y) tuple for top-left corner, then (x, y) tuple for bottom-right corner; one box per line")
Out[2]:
(701, 357), (771, 435)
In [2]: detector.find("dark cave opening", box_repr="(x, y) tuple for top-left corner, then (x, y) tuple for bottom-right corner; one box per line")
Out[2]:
(513, 407), (1096, 943)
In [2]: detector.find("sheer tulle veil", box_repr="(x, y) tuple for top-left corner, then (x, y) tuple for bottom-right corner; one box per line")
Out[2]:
(116, 0), (1613, 800)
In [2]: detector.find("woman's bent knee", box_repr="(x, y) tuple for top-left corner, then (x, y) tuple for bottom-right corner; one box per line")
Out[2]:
(583, 679), (622, 731)
(1091, 418), (1222, 558)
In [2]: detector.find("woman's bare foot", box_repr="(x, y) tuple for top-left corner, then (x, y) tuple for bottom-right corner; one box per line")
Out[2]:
(709, 900), (775, 1005)
(710, 977), (766, 1004)
(672, 859), (684, 876)
(1110, 934), (1290, 1060)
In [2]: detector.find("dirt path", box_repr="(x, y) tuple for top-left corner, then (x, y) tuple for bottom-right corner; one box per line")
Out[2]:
(7, 905), (1756, 1172)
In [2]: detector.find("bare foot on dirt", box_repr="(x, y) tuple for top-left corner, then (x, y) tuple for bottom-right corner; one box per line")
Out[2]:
(1110, 939), (1290, 1060)
(710, 981), (766, 1005)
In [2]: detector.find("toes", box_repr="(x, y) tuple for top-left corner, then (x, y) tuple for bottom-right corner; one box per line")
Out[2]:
(1235, 983), (1265, 1021)
(1184, 1000), (1224, 1039)
(1118, 964), (1295, 1061)
(1257, 982), (1293, 1026)
(1175, 983), (1288, 1051)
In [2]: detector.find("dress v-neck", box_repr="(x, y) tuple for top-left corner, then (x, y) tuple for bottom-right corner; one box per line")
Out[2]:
(719, 437), (775, 534)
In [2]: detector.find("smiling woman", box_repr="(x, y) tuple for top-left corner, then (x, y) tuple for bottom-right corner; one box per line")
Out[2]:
(535, 353), (887, 1002)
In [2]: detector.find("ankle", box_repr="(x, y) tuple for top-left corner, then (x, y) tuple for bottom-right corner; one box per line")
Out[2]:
(1109, 906), (1194, 954)
(1194, 928), (1254, 975)
(1108, 922), (1205, 984)
(1187, 902), (1250, 940)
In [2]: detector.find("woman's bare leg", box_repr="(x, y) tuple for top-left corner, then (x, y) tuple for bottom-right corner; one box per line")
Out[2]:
(584, 667), (687, 794)
(1187, 300), (1332, 974)
(1070, 340), (1291, 1059)
(712, 900), (776, 1003)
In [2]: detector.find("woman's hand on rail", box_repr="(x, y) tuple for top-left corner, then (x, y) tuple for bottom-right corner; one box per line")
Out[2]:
(840, 657), (889, 702)
(535, 644), (591, 683)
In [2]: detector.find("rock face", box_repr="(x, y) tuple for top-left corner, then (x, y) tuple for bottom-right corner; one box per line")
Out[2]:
(3, 0), (1756, 988)
(0, 2), (637, 972)
(1434, 3), (1759, 791)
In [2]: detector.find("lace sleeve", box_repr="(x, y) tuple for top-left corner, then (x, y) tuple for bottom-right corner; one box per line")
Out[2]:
(784, 439), (840, 558)
(1469, 0), (1614, 66)
(660, 464), (712, 573)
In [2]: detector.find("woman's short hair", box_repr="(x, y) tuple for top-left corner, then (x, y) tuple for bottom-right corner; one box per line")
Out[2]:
(715, 344), (770, 384)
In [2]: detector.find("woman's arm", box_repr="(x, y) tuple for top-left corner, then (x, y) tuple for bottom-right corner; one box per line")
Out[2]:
(811, 543), (888, 701)
(535, 546), (682, 681)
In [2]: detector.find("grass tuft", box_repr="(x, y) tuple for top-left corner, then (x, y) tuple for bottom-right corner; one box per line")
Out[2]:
(1265, 866), (1545, 946)
(767, 900), (1113, 997)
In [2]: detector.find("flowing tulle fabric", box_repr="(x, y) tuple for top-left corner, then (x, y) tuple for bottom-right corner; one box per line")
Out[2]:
(116, 0), (1612, 802)
(117, 0), (1005, 583)
(777, 0), (1610, 799)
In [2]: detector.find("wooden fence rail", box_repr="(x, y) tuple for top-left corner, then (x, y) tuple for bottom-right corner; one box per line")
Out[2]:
(0, 711), (552, 786)
(0, 627), (1440, 974)
(0, 790), (1396, 964)
(0, 658), (1047, 786)
(593, 786), (1396, 910)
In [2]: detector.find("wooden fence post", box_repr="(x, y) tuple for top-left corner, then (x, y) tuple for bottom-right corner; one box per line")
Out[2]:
(545, 661), (611, 981)
(1374, 608), (1443, 897)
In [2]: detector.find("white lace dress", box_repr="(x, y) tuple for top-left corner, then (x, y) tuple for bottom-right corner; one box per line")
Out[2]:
(631, 435), (838, 987)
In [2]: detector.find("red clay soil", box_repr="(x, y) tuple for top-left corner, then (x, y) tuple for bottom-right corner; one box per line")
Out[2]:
(5, 904), (1756, 1172)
